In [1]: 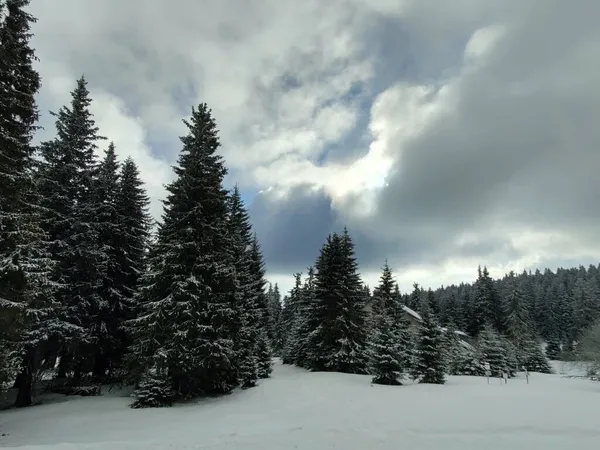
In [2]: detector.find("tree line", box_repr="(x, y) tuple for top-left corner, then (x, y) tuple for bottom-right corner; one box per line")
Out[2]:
(267, 238), (567, 386)
(0, 0), (272, 409)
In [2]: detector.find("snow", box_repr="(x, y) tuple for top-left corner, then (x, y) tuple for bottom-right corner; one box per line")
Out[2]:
(1, 360), (599, 450)
(402, 305), (422, 321)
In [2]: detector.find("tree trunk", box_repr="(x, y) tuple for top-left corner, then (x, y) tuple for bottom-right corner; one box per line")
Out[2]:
(14, 348), (36, 408)
(57, 351), (72, 379)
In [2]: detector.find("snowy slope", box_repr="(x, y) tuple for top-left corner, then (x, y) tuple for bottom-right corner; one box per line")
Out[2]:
(1, 361), (599, 450)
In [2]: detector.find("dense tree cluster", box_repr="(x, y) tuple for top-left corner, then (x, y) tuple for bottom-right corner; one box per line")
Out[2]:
(275, 242), (564, 384)
(0, 1), (272, 409)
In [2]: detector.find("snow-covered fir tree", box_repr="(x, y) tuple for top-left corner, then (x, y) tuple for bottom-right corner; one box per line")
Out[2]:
(248, 234), (272, 376)
(266, 283), (283, 353)
(256, 330), (273, 379)
(38, 76), (107, 380)
(411, 308), (445, 384)
(520, 337), (552, 373)
(228, 186), (258, 389)
(128, 103), (241, 406)
(545, 339), (561, 360)
(0, 0), (69, 406)
(502, 338), (518, 376)
(477, 325), (507, 377)
(293, 267), (316, 368)
(281, 273), (303, 364)
(130, 354), (175, 409)
(92, 143), (122, 378)
(469, 266), (502, 336)
(305, 230), (369, 374)
(504, 271), (532, 349)
(111, 157), (151, 377)
(368, 262), (412, 378)
(369, 314), (403, 385)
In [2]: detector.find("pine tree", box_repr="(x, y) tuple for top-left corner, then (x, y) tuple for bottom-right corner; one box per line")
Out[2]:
(129, 104), (240, 405)
(0, 0), (67, 406)
(130, 355), (175, 409)
(545, 339), (561, 360)
(469, 267), (502, 336)
(227, 186), (258, 389)
(92, 143), (121, 378)
(293, 267), (315, 368)
(411, 310), (445, 384)
(38, 76), (107, 379)
(249, 234), (269, 332)
(520, 337), (553, 373)
(111, 157), (151, 376)
(477, 325), (507, 377)
(306, 230), (369, 374)
(369, 315), (403, 385)
(501, 338), (518, 376)
(407, 283), (421, 310)
(266, 283), (283, 353)
(281, 273), (302, 364)
(256, 330), (273, 379)
(443, 321), (485, 376)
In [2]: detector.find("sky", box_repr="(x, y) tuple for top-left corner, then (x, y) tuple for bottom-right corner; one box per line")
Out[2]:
(28, 0), (600, 296)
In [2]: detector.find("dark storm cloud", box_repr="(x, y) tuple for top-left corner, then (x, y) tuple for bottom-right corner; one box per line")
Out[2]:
(249, 187), (337, 274)
(361, 0), (600, 267)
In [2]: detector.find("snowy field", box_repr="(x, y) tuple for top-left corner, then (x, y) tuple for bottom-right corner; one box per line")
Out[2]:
(1, 361), (599, 450)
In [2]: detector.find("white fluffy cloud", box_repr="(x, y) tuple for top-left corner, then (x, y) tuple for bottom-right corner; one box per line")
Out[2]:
(28, 0), (600, 294)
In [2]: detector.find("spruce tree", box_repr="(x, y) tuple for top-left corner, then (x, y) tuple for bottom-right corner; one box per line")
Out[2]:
(130, 355), (175, 409)
(38, 76), (107, 379)
(407, 283), (421, 310)
(0, 0), (67, 406)
(129, 103), (240, 405)
(520, 337), (552, 373)
(411, 310), (445, 384)
(545, 339), (561, 360)
(293, 267), (315, 368)
(281, 273), (303, 364)
(469, 267), (501, 336)
(92, 143), (121, 378)
(369, 314), (403, 385)
(306, 230), (368, 374)
(266, 283), (283, 353)
(112, 157), (151, 376)
(249, 234), (269, 332)
(227, 186), (258, 389)
(504, 271), (532, 347)
(256, 330), (273, 379)
(443, 321), (485, 376)
(371, 262), (412, 375)
(477, 325), (507, 377)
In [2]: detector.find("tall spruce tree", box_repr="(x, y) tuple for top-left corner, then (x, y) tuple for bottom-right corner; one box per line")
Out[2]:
(248, 233), (273, 376)
(129, 104), (240, 406)
(306, 230), (368, 373)
(281, 273), (303, 364)
(228, 186), (258, 388)
(266, 283), (283, 353)
(0, 0), (69, 406)
(504, 271), (532, 351)
(111, 157), (151, 376)
(92, 143), (121, 378)
(293, 267), (315, 368)
(369, 262), (411, 384)
(38, 76), (107, 380)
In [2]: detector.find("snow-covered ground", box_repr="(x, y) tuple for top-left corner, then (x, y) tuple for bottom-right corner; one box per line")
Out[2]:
(1, 361), (599, 450)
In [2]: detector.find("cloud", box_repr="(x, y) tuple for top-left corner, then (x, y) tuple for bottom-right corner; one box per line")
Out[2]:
(28, 0), (600, 294)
